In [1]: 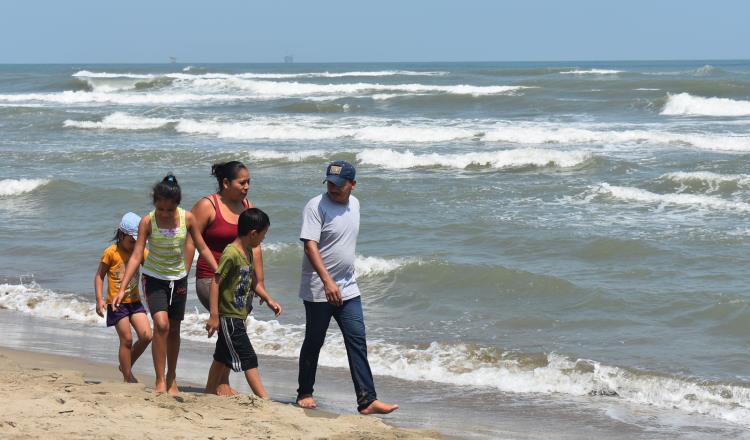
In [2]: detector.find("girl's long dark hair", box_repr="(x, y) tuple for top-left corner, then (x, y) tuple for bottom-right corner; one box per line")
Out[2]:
(152, 173), (181, 205)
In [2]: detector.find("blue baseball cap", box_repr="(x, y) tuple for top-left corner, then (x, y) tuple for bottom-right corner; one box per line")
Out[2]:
(118, 212), (141, 239)
(324, 160), (356, 187)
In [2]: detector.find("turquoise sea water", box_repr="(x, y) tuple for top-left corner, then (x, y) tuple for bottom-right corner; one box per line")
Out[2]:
(1, 61), (750, 438)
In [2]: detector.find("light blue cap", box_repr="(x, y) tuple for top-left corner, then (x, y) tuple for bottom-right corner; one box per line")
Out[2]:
(118, 212), (141, 239)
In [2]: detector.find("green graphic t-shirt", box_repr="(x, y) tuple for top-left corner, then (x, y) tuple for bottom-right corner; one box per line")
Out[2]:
(215, 243), (254, 320)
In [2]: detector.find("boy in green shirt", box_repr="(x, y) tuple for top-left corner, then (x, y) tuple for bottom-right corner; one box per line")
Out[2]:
(205, 208), (281, 398)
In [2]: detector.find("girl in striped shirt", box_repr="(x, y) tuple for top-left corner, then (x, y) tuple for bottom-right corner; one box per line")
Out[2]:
(115, 173), (217, 394)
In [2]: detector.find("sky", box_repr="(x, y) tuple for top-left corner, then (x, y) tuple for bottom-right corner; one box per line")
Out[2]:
(0, 0), (747, 63)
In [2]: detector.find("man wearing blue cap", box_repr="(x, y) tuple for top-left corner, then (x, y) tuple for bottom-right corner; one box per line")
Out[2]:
(296, 160), (399, 415)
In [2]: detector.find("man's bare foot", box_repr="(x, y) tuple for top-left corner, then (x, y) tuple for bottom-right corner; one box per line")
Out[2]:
(359, 400), (399, 415)
(296, 395), (317, 409)
(166, 374), (179, 395)
(216, 384), (238, 396)
(154, 378), (167, 394)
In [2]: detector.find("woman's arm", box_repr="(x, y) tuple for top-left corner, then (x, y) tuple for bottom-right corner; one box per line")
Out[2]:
(186, 211), (218, 271)
(185, 197), (214, 272)
(205, 273), (222, 337)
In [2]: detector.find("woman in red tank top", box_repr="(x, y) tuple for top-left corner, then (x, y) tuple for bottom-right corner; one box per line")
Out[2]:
(184, 160), (265, 396)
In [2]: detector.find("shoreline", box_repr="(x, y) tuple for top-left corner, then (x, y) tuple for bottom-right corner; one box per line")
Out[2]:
(0, 346), (443, 439)
(2, 301), (747, 439)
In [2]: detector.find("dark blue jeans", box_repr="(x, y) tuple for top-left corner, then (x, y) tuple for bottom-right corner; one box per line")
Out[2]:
(297, 296), (377, 411)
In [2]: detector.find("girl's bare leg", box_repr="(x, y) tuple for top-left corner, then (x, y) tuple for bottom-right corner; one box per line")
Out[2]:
(166, 319), (181, 395)
(151, 312), (170, 393)
(129, 312), (153, 373)
(114, 318), (135, 382)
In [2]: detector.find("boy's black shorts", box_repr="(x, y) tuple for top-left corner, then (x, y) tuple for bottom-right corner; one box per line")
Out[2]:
(143, 274), (188, 321)
(214, 316), (258, 372)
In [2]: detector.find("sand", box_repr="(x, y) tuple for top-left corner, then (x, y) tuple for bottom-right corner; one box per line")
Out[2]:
(0, 347), (442, 440)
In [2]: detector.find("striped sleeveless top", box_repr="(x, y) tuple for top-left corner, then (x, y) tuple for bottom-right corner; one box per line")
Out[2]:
(142, 207), (188, 280)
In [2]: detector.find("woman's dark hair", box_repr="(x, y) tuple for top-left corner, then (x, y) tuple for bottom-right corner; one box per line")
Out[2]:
(152, 173), (181, 205)
(211, 161), (247, 192)
(238, 207), (270, 236)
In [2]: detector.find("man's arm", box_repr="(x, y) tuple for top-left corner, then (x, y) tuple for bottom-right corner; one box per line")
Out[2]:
(303, 239), (342, 306)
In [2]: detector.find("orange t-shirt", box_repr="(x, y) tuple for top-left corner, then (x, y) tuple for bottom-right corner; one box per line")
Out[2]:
(100, 244), (148, 304)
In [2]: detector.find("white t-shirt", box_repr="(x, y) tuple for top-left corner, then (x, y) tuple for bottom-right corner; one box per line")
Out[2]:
(298, 193), (360, 302)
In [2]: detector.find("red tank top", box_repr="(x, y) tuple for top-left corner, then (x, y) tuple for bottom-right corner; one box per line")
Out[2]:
(196, 194), (250, 279)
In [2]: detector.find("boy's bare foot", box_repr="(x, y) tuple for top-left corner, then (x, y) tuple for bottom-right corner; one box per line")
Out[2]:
(118, 366), (137, 383)
(296, 395), (317, 409)
(154, 379), (167, 394)
(359, 400), (399, 415)
(167, 376), (180, 396)
(216, 384), (239, 396)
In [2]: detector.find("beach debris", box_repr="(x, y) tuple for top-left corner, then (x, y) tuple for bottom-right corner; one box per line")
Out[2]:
(588, 388), (619, 397)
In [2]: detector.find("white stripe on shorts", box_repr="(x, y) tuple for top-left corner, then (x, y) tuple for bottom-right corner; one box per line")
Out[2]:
(220, 317), (241, 372)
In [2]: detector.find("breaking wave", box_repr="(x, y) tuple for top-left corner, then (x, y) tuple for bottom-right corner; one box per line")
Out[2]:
(661, 93), (750, 117)
(593, 183), (750, 212)
(174, 117), (479, 143)
(560, 69), (623, 75)
(64, 112), (174, 130)
(354, 255), (417, 277)
(246, 149), (329, 162)
(0, 91), (242, 105)
(0, 81), (529, 105)
(63, 112), (750, 151)
(0, 178), (51, 197)
(660, 171), (750, 192)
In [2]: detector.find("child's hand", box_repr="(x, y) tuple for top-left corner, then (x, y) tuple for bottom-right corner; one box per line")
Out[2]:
(265, 298), (282, 318)
(205, 314), (219, 337)
(112, 290), (126, 310)
(95, 300), (107, 318)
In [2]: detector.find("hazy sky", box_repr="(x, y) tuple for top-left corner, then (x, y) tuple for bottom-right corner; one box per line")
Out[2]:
(0, 0), (747, 63)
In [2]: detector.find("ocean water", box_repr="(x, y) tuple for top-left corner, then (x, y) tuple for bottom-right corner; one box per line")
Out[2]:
(1, 61), (750, 438)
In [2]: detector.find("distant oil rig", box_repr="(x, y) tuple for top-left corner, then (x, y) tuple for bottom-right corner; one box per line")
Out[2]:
(284, 55), (294, 64)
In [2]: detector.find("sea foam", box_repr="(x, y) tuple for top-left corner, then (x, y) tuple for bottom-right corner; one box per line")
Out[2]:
(174, 77), (531, 98)
(356, 148), (592, 170)
(0, 178), (50, 197)
(174, 117), (478, 143)
(559, 69), (623, 75)
(70, 71), (527, 99)
(595, 183), (750, 212)
(354, 255), (415, 277)
(62, 112), (750, 152)
(64, 112), (174, 130)
(0, 91), (241, 105)
(245, 149), (329, 162)
(661, 171), (750, 191)
(661, 93), (750, 117)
